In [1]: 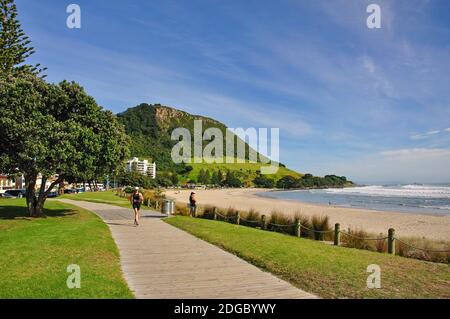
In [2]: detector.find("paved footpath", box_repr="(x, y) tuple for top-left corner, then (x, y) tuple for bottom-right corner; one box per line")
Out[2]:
(59, 199), (316, 299)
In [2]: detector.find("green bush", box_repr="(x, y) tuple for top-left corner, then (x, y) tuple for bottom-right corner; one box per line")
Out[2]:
(240, 208), (261, 228)
(267, 211), (297, 235)
(311, 215), (332, 241)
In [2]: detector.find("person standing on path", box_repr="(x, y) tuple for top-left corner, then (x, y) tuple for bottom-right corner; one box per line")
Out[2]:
(131, 187), (144, 226)
(189, 192), (197, 217)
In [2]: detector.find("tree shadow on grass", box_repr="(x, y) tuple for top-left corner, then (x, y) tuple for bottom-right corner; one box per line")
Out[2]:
(0, 205), (76, 220)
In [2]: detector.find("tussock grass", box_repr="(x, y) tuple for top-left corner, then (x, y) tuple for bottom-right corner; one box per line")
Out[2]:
(240, 208), (261, 228)
(396, 236), (450, 264)
(200, 205), (217, 219)
(174, 202), (190, 216)
(267, 211), (297, 236)
(294, 211), (312, 238)
(311, 215), (332, 241)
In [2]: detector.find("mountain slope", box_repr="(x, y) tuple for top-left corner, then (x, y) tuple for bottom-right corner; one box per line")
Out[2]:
(117, 103), (301, 181)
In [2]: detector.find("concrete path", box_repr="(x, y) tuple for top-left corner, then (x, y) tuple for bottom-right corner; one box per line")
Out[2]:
(59, 199), (316, 299)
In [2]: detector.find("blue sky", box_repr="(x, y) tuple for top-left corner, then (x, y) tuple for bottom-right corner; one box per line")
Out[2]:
(16, 0), (450, 183)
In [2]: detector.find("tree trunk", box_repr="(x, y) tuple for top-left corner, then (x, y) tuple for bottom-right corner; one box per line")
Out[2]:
(25, 173), (39, 217)
(59, 179), (65, 195)
(25, 175), (62, 218)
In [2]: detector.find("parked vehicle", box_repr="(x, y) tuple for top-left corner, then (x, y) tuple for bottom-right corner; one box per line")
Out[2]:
(4, 189), (26, 198)
(63, 189), (77, 194)
(76, 188), (85, 193)
(0, 192), (15, 198)
(47, 191), (58, 198)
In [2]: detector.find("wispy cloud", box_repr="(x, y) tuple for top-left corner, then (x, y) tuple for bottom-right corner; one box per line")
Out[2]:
(411, 129), (444, 140)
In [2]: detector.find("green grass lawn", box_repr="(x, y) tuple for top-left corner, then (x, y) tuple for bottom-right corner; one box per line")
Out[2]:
(165, 216), (450, 299)
(60, 191), (136, 209)
(0, 198), (134, 299)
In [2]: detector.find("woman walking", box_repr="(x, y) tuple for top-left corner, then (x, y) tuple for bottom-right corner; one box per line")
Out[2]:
(130, 187), (144, 226)
(189, 192), (197, 217)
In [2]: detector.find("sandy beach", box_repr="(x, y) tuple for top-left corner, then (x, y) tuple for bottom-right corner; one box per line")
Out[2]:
(166, 188), (450, 241)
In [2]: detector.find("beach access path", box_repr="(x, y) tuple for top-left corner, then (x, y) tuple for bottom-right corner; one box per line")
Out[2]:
(58, 199), (316, 299)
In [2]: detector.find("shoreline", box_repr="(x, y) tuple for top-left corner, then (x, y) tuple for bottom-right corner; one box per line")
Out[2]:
(254, 189), (450, 217)
(165, 188), (450, 241)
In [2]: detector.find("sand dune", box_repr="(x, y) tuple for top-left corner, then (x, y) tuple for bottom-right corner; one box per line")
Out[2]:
(166, 188), (450, 241)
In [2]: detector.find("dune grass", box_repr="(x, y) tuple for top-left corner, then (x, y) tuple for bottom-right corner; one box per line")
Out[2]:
(0, 198), (133, 299)
(165, 216), (450, 299)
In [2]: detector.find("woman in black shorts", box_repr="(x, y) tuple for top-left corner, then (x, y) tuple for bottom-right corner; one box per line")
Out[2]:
(130, 187), (144, 226)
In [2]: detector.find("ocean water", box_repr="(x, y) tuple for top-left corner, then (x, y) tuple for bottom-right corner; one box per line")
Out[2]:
(258, 184), (450, 215)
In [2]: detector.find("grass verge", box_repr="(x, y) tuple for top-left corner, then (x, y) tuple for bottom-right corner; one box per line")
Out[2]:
(165, 216), (450, 299)
(0, 198), (134, 298)
(60, 191), (135, 209)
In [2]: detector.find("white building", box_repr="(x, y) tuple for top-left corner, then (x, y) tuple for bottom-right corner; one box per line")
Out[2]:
(125, 157), (156, 179)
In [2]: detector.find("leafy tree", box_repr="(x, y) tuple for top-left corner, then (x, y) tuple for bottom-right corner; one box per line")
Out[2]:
(276, 176), (298, 189)
(204, 169), (211, 185)
(253, 175), (274, 188)
(223, 170), (242, 188)
(210, 170), (221, 186)
(0, 76), (130, 216)
(197, 168), (206, 184)
(170, 172), (179, 186)
(0, 0), (44, 78)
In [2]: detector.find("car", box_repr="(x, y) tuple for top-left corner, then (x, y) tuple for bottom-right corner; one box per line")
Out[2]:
(76, 188), (85, 193)
(47, 191), (58, 198)
(4, 189), (26, 198)
(0, 192), (15, 198)
(63, 189), (77, 194)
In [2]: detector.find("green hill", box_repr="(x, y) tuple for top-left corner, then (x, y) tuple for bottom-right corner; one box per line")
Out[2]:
(117, 103), (298, 182)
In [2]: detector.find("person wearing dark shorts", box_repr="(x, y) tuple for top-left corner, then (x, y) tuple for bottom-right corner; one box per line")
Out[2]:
(130, 187), (144, 226)
(189, 192), (197, 217)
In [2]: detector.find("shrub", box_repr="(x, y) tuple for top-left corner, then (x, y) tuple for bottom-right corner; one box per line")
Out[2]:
(240, 208), (261, 228)
(396, 237), (450, 264)
(143, 189), (165, 209)
(201, 205), (217, 220)
(311, 215), (332, 241)
(267, 211), (296, 235)
(174, 202), (190, 216)
(340, 228), (378, 251)
(293, 211), (312, 238)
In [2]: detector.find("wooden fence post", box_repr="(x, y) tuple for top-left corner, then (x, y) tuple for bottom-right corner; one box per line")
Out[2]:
(213, 207), (217, 220)
(261, 215), (266, 230)
(236, 212), (240, 225)
(388, 228), (395, 255)
(334, 223), (340, 246)
(296, 220), (301, 238)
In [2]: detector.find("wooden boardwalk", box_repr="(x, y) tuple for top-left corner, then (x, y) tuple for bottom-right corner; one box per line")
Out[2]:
(59, 199), (316, 299)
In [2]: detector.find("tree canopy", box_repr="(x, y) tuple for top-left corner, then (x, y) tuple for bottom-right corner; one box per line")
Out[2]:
(0, 0), (45, 78)
(0, 75), (130, 216)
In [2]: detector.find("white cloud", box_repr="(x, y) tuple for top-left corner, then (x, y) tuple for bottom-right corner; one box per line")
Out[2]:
(410, 129), (442, 140)
(381, 148), (450, 158)
(335, 148), (450, 183)
(445, 128), (450, 132)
